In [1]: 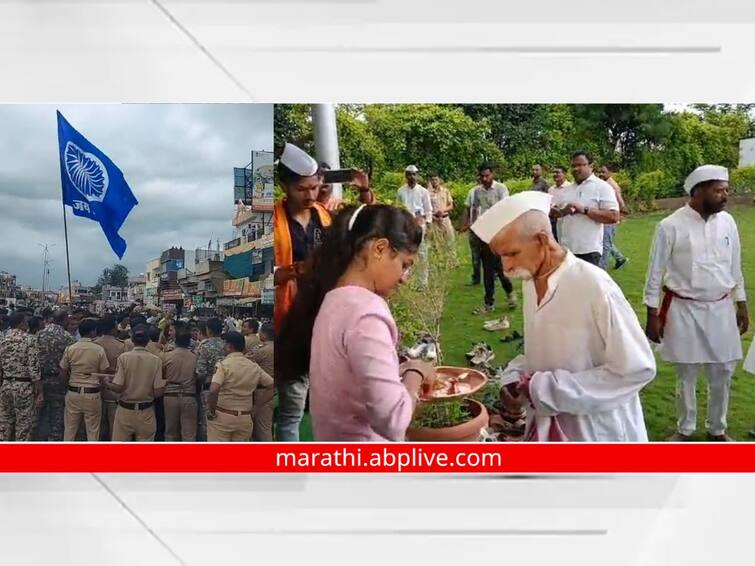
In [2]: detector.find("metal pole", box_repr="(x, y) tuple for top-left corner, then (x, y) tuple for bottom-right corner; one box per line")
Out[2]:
(40, 245), (47, 296)
(311, 104), (342, 199)
(61, 201), (73, 306)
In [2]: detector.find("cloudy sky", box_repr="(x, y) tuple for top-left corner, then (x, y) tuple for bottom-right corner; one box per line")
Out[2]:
(0, 104), (272, 289)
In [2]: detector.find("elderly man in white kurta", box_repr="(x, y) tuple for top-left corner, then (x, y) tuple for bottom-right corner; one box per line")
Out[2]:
(396, 164), (432, 287)
(644, 165), (749, 442)
(472, 191), (656, 442)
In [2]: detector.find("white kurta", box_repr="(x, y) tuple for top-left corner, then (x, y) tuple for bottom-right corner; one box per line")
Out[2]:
(500, 252), (656, 442)
(396, 184), (433, 227)
(744, 340), (755, 374)
(644, 205), (745, 364)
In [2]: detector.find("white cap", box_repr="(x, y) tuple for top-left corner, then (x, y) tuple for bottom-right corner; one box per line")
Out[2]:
(279, 143), (318, 177)
(683, 165), (729, 194)
(471, 191), (552, 244)
(405, 164), (419, 173)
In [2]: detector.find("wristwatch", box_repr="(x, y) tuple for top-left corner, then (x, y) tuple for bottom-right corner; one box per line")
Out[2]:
(583, 206), (589, 215)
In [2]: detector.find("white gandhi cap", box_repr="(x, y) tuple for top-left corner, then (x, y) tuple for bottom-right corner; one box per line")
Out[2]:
(405, 164), (419, 173)
(279, 143), (319, 177)
(471, 190), (553, 244)
(683, 165), (729, 194)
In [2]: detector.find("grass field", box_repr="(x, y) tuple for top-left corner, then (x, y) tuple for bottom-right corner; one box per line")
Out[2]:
(438, 205), (755, 441)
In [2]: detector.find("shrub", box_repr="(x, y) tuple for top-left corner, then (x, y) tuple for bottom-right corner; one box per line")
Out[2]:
(730, 166), (755, 194)
(626, 170), (680, 207)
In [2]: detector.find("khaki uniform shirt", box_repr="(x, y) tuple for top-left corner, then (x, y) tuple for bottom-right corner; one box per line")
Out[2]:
(247, 341), (273, 378)
(162, 347), (197, 394)
(429, 186), (453, 216)
(60, 338), (110, 387)
(244, 334), (261, 354)
(95, 334), (127, 401)
(146, 341), (163, 358)
(211, 352), (273, 412)
(113, 347), (166, 402)
(94, 335), (126, 372)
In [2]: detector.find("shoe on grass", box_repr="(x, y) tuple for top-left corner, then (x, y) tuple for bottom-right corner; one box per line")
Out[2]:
(483, 318), (510, 331)
(667, 432), (694, 442)
(406, 341), (427, 359)
(707, 432), (734, 442)
(507, 292), (518, 309)
(473, 304), (495, 315)
(614, 258), (629, 270)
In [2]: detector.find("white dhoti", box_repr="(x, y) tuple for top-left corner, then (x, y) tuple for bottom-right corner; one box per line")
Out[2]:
(744, 340), (755, 375)
(660, 295), (742, 436)
(660, 296), (742, 364)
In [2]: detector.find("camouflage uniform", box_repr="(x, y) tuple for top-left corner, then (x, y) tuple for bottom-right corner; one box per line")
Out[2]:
(0, 329), (42, 441)
(194, 336), (225, 441)
(34, 323), (75, 441)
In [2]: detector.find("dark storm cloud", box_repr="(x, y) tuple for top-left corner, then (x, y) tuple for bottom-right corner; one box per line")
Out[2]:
(0, 104), (272, 289)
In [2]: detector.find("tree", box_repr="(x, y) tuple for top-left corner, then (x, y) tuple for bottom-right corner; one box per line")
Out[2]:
(273, 104), (313, 156)
(570, 104), (670, 169)
(363, 104), (503, 180)
(95, 264), (129, 293)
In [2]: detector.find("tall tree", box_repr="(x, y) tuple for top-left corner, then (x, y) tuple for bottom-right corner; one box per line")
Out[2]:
(570, 104), (670, 169)
(95, 264), (129, 292)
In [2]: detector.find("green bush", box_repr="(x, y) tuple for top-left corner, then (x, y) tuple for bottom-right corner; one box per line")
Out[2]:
(627, 170), (680, 206)
(731, 166), (755, 194)
(505, 178), (532, 194)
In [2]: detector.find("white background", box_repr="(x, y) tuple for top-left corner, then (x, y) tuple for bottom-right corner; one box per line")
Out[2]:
(2, 1), (755, 564)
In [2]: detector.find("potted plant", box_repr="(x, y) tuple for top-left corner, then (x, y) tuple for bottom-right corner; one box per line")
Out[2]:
(406, 398), (489, 442)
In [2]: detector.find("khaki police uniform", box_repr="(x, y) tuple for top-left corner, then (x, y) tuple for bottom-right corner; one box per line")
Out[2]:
(111, 347), (165, 441)
(162, 347), (197, 442)
(208, 352), (273, 442)
(244, 333), (261, 354)
(60, 338), (110, 441)
(94, 334), (126, 440)
(247, 341), (274, 442)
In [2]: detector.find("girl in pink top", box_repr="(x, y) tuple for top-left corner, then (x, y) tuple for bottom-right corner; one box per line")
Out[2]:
(277, 204), (434, 441)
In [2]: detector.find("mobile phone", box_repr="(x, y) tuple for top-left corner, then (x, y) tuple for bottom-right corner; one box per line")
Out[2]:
(323, 168), (356, 184)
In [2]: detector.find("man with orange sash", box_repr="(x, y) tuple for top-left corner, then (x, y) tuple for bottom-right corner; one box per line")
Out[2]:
(273, 143), (332, 441)
(644, 165), (749, 441)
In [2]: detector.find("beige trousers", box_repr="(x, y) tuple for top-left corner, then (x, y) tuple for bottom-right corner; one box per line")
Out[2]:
(112, 406), (156, 442)
(208, 410), (252, 442)
(64, 391), (102, 442)
(252, 387), (275, 442)
(164, 394), (198, 442)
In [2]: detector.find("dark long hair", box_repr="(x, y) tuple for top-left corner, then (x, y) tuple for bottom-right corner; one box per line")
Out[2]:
(277, 204), (423, 381)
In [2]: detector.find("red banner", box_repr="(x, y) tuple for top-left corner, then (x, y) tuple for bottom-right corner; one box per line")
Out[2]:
(2, 444), (755, 473)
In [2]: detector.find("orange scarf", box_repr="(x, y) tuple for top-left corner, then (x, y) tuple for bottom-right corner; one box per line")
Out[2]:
(273, 199), (332, 332)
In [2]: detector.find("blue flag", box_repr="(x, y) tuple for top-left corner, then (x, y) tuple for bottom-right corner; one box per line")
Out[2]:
(57, 111), (138, 259)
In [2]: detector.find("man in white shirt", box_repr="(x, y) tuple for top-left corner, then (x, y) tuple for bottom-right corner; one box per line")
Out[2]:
(645, 165), (749, 442)
(462, 164), (517, 313)
(548, 165), (570, 242)
(396, 165), (432, 287)
(472, 191), (655, 441)
(551, 152), (619, 266)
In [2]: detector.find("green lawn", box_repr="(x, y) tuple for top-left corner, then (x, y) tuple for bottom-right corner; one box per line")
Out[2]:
(439, 206), (755, 441)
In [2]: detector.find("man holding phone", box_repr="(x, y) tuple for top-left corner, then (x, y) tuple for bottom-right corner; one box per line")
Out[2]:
(274, 143), (332, 441)
(396, 165), (432, 288)
(317, 162), (376, 212)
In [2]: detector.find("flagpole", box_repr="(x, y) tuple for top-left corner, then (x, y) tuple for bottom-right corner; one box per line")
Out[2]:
(61, 198), (73, 306)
